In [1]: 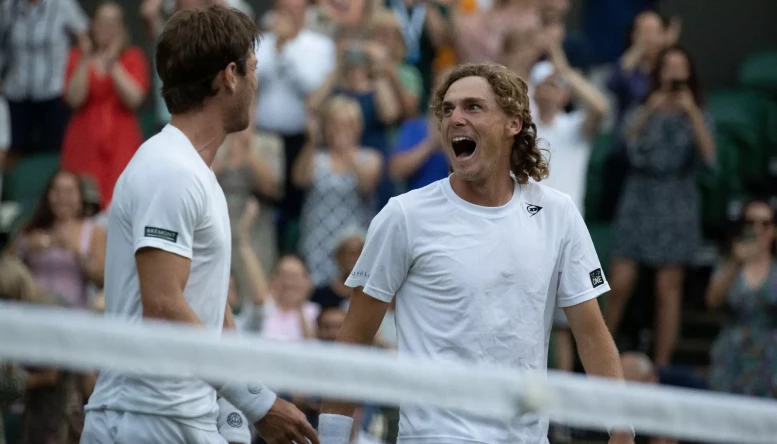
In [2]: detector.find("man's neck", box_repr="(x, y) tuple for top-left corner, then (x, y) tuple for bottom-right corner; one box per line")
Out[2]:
(450, 170), (514, 207)
(170, 111), (227, 167)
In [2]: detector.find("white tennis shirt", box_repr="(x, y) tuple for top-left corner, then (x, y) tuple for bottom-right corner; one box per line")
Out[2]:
(86, 125), (232, 430)
(345, 176), (610, 444)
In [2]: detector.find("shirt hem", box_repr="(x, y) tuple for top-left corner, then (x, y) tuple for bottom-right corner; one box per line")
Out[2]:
(344, 278), (394, 303)
(133, 238), (193, 260)
(557, 282), (610, 308)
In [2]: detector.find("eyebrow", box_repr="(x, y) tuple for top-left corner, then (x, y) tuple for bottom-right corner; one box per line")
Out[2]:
(442, 97), (488, 108)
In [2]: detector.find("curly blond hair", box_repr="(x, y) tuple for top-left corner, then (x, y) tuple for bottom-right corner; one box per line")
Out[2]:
(430, 63), (549, 184)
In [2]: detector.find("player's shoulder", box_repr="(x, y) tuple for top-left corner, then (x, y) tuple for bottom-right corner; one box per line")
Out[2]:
(520, 180), (576, 220)
(391, 179), (450, 214)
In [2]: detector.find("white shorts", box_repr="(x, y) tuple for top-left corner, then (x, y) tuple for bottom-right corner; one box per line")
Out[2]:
(80, 410), (228, 444)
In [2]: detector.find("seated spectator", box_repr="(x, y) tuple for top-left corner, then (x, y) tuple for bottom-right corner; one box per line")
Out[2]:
(61, 1), (149, 209)
(605, 46), (716, 367)
(261, 255), (319, 342)
(707, 198), (777, 399)
(531, 37), (609, 215)
(11, 170), (107, 310)
(388, 68), (452, 191)
(0, 256), (73, 444)
(0, 0), (89, 155)
(311, 225), (366, 310)
(294, 98), (382, 286)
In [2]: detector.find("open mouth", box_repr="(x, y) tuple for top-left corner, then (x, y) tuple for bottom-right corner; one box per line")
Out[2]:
(451, 137), (477, 158)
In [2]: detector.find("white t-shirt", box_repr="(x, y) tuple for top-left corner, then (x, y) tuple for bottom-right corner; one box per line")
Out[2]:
(86, 125), (232, 430)
(535, 111), (591, 215)
(345, 177), (609, 444)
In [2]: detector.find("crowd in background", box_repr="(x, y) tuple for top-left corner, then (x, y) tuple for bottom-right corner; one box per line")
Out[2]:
(0, 0), (776, 443)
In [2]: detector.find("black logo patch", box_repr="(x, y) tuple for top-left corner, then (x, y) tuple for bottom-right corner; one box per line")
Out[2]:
(144, 226), (178, 243)
(525, 203), (543, 217)
(227, 412), (243, 428)
(247, 383), (263, 394)
(589, 269), (604, 288)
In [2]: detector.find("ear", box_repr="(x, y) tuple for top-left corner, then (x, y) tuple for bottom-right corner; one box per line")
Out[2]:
(505, 116), (522, 138)
(223, 62), (239, 93)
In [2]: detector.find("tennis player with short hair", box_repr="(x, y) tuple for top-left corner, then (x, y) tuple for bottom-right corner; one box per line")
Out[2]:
(319, 63), (634, 444)
(81, 6), (317, 444)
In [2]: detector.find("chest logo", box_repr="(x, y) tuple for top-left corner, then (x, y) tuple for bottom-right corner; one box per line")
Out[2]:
(525, 203), (543, 217)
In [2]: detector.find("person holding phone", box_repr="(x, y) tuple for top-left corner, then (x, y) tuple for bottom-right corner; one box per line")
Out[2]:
(604, 46), (716, 367)
(706, 198), (777, 399)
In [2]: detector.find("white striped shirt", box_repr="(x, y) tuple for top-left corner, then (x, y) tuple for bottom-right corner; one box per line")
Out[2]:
(0, 0), (88, 102)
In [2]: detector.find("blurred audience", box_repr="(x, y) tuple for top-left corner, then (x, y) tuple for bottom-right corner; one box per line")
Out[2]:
(255, 0), (336, 253)
(294, 97), (381, 286)
(388, 67), (453, 191)
(605, 46), (716, 367)
(538, 0), (591, 73)
(261, 254), (319, 341)
(311, 225), (366, 310)
(707, 198), (777, 399)
(0, 0), (89, 155)
(11, 170), (106, 310)
(532, 36), (609, 215)
(61, 1), (149, 209)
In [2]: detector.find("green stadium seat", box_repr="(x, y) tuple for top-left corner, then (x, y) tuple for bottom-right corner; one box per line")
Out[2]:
(738, 50), (777, 94)
(584, 131), (615, 223)
(706, 90), (774, 193)
(2, 153), (60, 203)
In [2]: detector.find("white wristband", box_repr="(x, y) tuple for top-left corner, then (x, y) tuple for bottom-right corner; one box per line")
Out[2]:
(217, 381), (277, 424)
(318, 413), (353, 444)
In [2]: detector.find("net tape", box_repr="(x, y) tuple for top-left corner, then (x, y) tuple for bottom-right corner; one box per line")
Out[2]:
(1, 302), (776, 443)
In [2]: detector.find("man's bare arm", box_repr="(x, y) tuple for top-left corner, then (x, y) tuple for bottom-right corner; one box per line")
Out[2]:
(320, 287), (390, 418)
(136, 248), (202, 325)
(563, 299), (623, 379)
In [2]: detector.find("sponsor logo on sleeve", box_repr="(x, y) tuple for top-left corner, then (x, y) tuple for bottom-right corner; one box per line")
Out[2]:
(589, 268), (604, 288)
(144, 226), (178, 243)
(226, 412), (243, 428)
(350, 270), (370, 279)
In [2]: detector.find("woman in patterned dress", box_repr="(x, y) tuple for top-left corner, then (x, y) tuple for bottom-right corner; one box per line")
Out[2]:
(603, 46), (717, 367)
(293, 96), (383, 286)
(707, 199), (777, 398)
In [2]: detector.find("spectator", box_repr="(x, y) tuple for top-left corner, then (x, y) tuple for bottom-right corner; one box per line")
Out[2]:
(61, 1), (149, 209)
(0, 0), (89, 155)
(255, 0), (336, 252)
(538, 0), (592, 73)
(604, 46), (716, 367)
(369, 9), (425, 119)
(0, 256), (71, 444)
(500, 28), (542, 81)
(229, 198), (271, 333)
(453, 0), (541, 65)
(0, 96), (9, 197)
(707, 198), (777, 399)
(532, 38), (609, 215)
(308, 31), (403, 161)
(384, 0), (451, 110)
(11, 170), (107, 310)
(214, 104), (282, 278)
(311, 225), (366, 310)
(293, 97), (382, 286)
(388, 67), (453, 191)
(606, 10), (678, 127)
(260, 254), (319, 341)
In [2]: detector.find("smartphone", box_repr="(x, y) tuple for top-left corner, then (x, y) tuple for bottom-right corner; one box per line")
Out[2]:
(670, 80), (686, 92)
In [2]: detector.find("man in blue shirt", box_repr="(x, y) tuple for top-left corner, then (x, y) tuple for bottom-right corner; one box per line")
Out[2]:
(388, 113), (449, 191)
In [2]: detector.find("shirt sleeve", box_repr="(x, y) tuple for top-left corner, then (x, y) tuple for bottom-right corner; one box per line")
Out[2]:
(556, 196), (609, 308)
(61, 0), (89, 34)
(217, 397), (251, 444)
(130, 165), (206, 260)
(344, 198), (411, 303)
